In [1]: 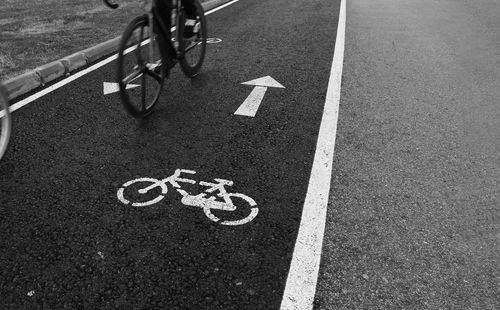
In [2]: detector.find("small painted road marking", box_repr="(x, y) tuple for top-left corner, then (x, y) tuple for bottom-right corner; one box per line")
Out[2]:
(117, 169), (258, 226)
(207, 38), (222, 44)
(103, 82), (140, 95)
(235, 76), (285, 117)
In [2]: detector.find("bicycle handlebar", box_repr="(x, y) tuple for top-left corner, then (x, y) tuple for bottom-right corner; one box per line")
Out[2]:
(103, 0), (119, 9)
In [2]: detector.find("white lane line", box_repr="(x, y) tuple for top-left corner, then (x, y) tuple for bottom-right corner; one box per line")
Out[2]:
(10, 55), (118, 113)
(8, 0), (240, 113)
(206, 0), (239, 14)
(9, 40), (148, 113)
(280, 0), (346, 309)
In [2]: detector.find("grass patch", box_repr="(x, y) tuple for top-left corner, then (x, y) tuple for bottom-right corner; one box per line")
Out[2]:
(0, 0), (209, 82)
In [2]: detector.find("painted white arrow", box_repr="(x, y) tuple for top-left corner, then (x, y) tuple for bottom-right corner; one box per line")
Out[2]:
(103, 82), (140, 95)
(234, 76), (285, 117)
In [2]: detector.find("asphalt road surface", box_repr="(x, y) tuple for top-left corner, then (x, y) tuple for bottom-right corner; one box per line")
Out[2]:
(1, 0), (498, 309)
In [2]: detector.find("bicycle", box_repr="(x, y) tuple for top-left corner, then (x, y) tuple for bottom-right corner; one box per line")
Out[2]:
(117, 169), (259, 226)
(104, 0), (207, 118)
(0, 85), (11, 160)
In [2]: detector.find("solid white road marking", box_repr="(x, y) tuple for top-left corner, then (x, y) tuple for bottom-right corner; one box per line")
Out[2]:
(280, 0), (346, 309)
(7, 0), (240, 113)
(235, 76), (285, 117)
(103, 82), (140, 95)
(206, 0), (240, 14)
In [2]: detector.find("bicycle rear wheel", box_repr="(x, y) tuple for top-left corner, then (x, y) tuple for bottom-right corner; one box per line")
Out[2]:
(117, 15), (168, 118)
(179, 0), (207, 78)
(0, 86), (11, 160)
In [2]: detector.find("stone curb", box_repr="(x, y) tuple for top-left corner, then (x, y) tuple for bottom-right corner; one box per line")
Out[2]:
(1, 0), (232, 101)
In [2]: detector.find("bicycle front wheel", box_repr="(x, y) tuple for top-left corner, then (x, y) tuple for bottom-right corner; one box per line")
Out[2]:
(117, 177), (168, 207)
(179, 0), (207, 78)
(117, 15), (168, 118)
(0, 86), (11, 160)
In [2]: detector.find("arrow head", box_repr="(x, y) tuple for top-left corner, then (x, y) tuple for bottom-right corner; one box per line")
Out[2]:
(241, 76), (285, 88)
(103, 82), (140, 95)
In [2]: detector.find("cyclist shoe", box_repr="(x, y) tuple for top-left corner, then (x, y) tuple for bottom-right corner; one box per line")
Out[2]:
(183, 19), (199, 40)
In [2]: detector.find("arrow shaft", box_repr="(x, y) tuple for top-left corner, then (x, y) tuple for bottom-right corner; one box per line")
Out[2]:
(234, 86), (268, 117)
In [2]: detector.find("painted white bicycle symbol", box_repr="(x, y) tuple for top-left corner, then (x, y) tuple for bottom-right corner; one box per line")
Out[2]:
(117, 169), (258, 226)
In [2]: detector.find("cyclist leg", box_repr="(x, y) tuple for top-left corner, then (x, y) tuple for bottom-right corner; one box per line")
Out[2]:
(156, 0), (173, 26)
(156, 0), (196, 19)
(181, 0), (198, 19)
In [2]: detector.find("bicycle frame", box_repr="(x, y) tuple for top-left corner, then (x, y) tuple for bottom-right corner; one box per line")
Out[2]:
(150, 0), (189, 61)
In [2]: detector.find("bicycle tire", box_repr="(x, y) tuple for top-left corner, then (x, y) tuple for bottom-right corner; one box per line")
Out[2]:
(179, 0), (207, 78)
(0, 85), (11, 160)
(117, 15), (168, 118)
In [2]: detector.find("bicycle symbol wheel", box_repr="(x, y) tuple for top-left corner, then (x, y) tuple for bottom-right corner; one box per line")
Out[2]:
(117, 178), (168, 207)
(203, 193), (258, 226)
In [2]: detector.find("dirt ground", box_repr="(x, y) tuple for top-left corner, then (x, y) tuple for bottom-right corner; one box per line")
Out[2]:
(0, 0), (208, 82)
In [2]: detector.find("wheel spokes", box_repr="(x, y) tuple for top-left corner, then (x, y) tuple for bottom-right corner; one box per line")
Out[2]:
(141, 71), (146, 111)
(123, 68), (143, 84)
(184, 40), (202, 53)
(144, 67), (162, 83)
(134, 26), (146, 64)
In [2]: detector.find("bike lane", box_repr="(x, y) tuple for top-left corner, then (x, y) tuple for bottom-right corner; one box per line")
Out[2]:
(0, 0), (340, 308)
